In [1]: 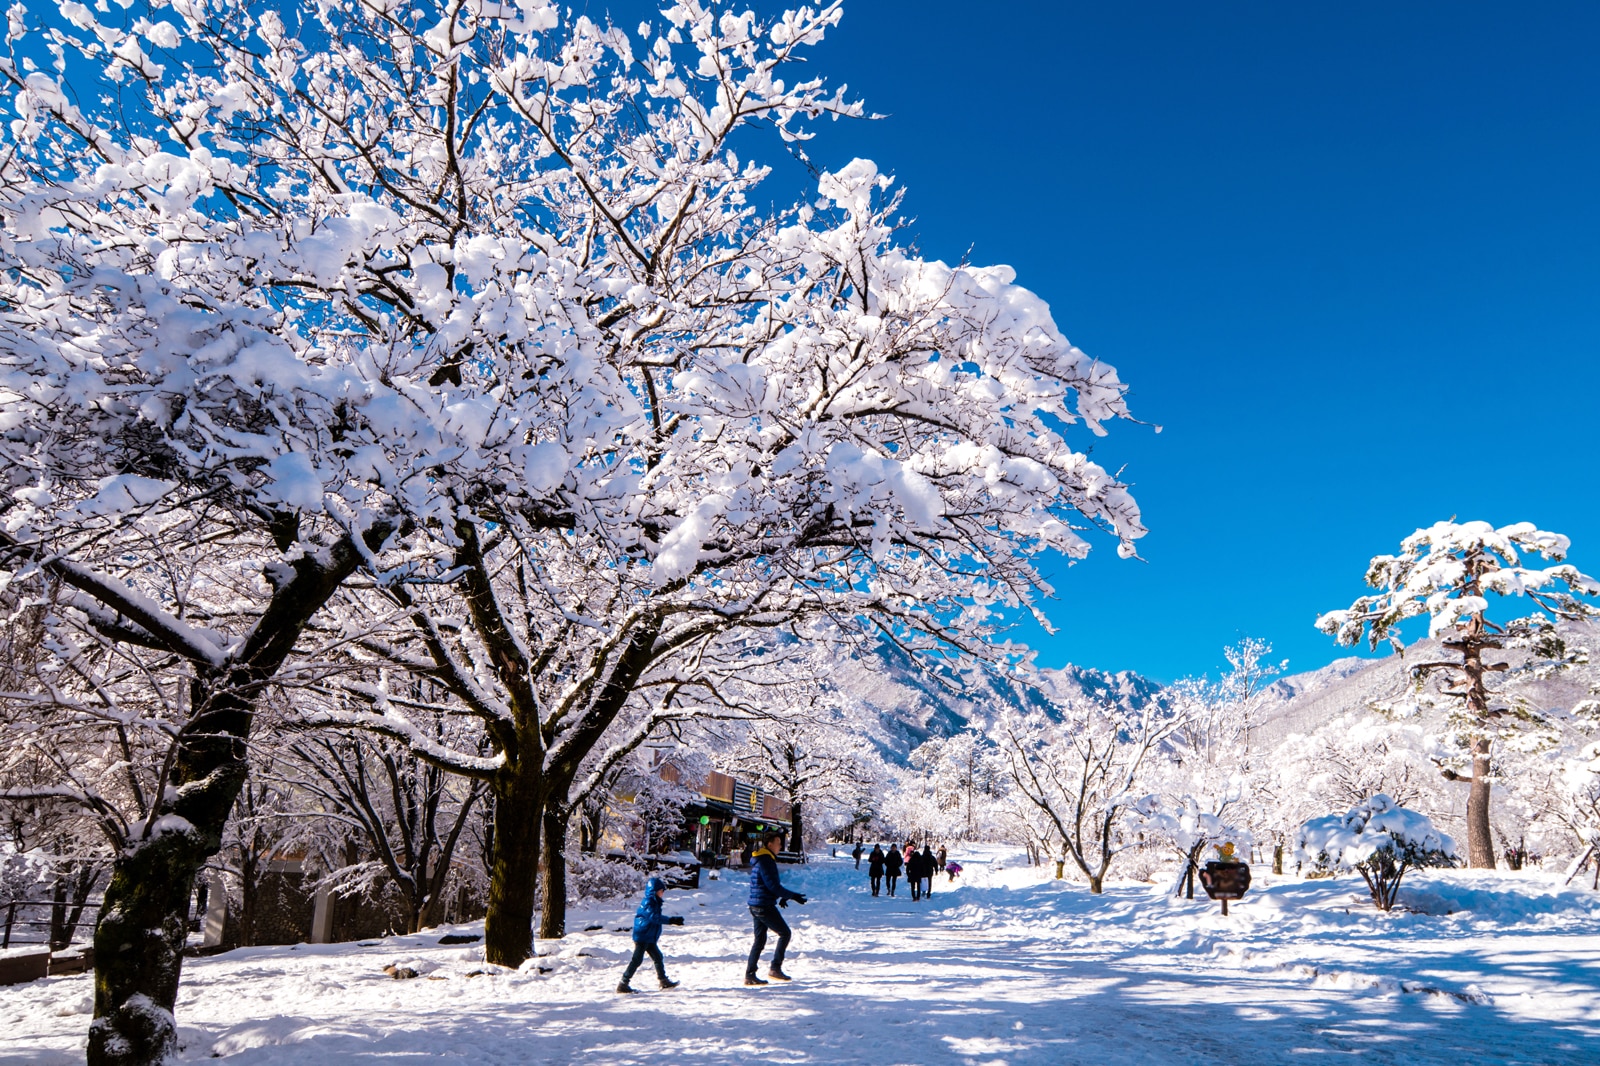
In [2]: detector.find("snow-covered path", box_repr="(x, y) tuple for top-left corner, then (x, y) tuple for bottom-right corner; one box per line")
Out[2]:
(5, 850), (1598, 1065)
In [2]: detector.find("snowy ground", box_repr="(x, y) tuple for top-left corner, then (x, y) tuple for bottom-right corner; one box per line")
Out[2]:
(5, 849), (1599, 1065)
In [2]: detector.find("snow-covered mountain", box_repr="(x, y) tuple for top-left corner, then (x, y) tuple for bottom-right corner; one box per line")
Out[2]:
(829, 642), (1166, 763)
(1250, 618), (1600, 746)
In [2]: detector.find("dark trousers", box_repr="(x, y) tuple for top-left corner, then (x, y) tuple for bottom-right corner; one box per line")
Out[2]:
(746, 904), (791, 976)
(886, 872), (899, 896)
(854, 855), (862, 868)
(910, 877), (922, 901)
(870, 873), (882, 895)
(622, 941), (667, 984)
(924, 876), (934, 897)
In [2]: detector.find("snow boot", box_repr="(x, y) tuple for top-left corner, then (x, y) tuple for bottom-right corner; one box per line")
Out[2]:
(616, 981), (635, 994)
(744, 973), (768, 986)
(659, 978), (679, 990)
(767, 968), (792, 982)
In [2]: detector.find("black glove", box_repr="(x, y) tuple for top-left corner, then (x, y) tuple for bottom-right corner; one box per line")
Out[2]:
(793, 894), (808, 905)
(778, 898), (789, 908)
(666, 916), (684, 926)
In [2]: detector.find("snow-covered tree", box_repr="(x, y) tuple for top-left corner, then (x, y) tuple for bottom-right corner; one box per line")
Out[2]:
(1318, 521), (1599, 868)
(995, 698), (1179, 892)
(1142, 641), (1280, 893)
(168, 0), (1155, 963)
(903, 729), (1005, 841)
(1294, 793), (1457, 911)
(2, 6), (1149, 1047)
(279, 724), (488, 934)
(721, 710), (878, 850)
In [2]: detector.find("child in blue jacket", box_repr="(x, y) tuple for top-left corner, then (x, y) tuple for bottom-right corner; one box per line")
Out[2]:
(617, 876), (683, 993)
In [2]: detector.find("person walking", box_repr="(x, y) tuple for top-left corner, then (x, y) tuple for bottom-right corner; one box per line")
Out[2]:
(617, 877), (683, 993)
(745, 830), (807, 986)
(884, 842), (903, 897)
(852, 841), (863, 869)
(867, 844), (885, 896)
(936, 844), (947, 873)
(907, 845), (925, 901)
(920, 844), (937, 898)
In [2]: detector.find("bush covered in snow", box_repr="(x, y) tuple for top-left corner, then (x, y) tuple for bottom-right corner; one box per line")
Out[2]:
(563, 854), (647, 906)
(1294, 794), (1458, 910)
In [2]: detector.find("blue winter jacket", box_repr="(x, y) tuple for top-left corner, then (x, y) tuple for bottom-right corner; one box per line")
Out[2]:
(631, 877), (676, 944)
(747, 848), (802, 908)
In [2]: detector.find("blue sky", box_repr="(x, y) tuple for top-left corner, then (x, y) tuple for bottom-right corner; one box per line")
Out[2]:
(770, 0), (1600, 683)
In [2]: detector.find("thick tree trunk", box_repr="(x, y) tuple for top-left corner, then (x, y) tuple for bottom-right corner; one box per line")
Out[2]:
(89, 678), (250, 1066)
(85, 526), (384, 1066)
(482, 767), (543, 967)
(538, 806), (569, 941)
(1465, 737), (1496, 869)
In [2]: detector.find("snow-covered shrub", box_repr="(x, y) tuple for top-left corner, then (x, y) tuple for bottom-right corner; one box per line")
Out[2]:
(1295, 794), (1458, 910)
(564, 853), (647, 906)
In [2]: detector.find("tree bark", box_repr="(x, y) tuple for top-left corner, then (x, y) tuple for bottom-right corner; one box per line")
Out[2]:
(537, 806), (569, 940)
(482, 765), (543, 967)
(86, 525), (384, 1066)
(89, 674), (250, 1066)
(1465, 736), (1496, 869)
(789, 799), (803, 854)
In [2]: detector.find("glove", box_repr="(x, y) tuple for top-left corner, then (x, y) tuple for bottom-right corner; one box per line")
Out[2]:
(778, 898), (789, 908)
(666, 916), (684, 926)
(793, 894), (808, 905)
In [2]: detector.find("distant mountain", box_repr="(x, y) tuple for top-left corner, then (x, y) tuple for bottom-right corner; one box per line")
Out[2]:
(830, 641), (1166, 764)
(1249, 618), (1600, 745)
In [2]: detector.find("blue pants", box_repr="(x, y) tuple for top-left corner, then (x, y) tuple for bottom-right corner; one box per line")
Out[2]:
(746, 904), (791, 976)
(622, 941), (667, 984)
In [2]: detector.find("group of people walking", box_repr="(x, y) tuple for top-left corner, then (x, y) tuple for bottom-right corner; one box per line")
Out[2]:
(618, 831), (961, 994)
(617, 829), (806, 994)
(854, 841), (948, 900)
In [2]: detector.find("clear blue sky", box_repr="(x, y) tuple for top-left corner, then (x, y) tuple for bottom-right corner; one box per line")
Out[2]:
(768, 0), (1600, 683)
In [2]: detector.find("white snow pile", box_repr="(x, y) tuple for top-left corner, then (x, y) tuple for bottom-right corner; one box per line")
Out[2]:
(3, 848), (1598, 1066)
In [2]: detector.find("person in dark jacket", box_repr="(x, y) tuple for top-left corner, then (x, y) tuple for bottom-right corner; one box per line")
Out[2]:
(906, 846), (925, 901)
(884, 843), (903, 896)
(852, 841), (863, 869)
(617, 877), (682, 993)
(867, 844), (885, 896)
(920, 844), (937, 898)
(936, 844), (947, 874)
(745, 831), (807, 985)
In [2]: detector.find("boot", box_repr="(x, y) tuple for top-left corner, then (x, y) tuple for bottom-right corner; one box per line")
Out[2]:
(767, 968), (792, 982)
(659, 977), (679, 990)
(616, 981), (635, 994)
(744, 973), (768, 986)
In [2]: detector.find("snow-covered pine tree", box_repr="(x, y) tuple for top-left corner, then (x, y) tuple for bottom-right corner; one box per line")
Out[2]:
(1317, 521), (1600, 868)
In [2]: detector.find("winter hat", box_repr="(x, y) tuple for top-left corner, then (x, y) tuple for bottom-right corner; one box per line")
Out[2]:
(644, 876), (665, 896)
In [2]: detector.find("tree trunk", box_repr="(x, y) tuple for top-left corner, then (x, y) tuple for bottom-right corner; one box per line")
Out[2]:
(1273, 841), (1284, 876)
(538, 806), (569, 941)
(89, 677), (249, 1066)
(789, 799), (803, 854)
(1465, 736), (1496, 869)
(1088, 873), (1103, 894)
(85, 525), (385, 1066)
(482, 766), (542, 967)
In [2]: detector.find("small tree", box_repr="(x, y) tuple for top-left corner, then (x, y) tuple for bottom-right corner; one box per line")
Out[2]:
(1294, 793), (1457, 910)
(1317, 521), (1599, 867)
(995, 699), (1180, 893)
